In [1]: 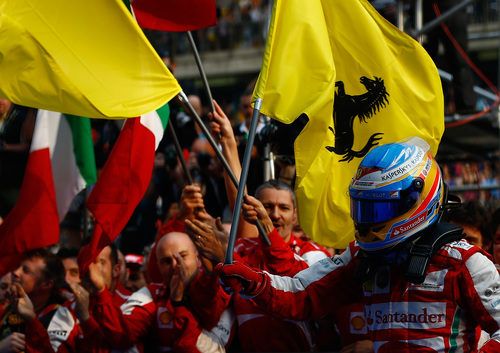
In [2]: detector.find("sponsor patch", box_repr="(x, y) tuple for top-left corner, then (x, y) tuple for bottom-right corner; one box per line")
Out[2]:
(353, 181), (374, 187)
(350, 312), (367, 334)
(48, 330), (68, 337)
(451, 240), (473, 250)
(390, 213), (427, 238)
(366, 302), (447, 330)
(352, 190), (399, 200)
(157, 307), (174, 328)
(409, 269), (447, 292)
(356, 166), (381, 179)
(380, 149), (424, 182)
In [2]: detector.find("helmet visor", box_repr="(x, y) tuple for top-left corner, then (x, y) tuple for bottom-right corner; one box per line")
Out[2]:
(350, 189), (421, 224)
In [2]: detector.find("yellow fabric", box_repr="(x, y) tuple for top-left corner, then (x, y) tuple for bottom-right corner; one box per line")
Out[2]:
(0, 0), (181, 119)
(253, 0), (444, 249)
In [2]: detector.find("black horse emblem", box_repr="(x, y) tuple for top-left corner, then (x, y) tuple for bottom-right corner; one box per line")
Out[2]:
(326, 76), (389, 162)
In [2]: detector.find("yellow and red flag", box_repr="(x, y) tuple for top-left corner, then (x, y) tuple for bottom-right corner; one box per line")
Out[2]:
(253, 0), (444, 249)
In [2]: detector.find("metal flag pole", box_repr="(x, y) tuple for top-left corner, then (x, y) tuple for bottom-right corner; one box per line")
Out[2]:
(412, 0), (475, 38)
(224, 98), (263, 264)
(167, 120), (194, 185)
(186, 31), (216, 114)
(177, 91), (271, 245)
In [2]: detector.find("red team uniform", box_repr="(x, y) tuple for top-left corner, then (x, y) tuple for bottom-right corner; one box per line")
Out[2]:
(232, 228), (332, 352)
(25, 283), (138, 353)
(247, 240), (500, 352)
(92, 270), (233, 353)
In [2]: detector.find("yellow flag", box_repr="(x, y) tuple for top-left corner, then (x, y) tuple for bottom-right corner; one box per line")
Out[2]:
(0, 0), (181, 119)
(253, 0), (444, 249)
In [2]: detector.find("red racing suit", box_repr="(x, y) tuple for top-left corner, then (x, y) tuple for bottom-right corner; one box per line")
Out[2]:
(93, 270), (233, 353)
(25, 283), (137, 353)
(232, 228), (331, 351)
(248, 239), (500, 353)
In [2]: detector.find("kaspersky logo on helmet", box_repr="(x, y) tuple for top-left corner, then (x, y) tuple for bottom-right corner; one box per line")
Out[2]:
(379, 148), (425, 183)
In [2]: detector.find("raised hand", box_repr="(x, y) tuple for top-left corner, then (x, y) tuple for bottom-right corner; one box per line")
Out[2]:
(185, 218), (225, 271)
(242, 195), (274, 234)
(169, 253), (189, 303)
(215, 262), (267, 298)
(88, 261), (107, 293)
(179, 184), (206, 222)
(209, 100), (237, 147)
(13, 283), (35, 321)
(67, 280), (90, 322)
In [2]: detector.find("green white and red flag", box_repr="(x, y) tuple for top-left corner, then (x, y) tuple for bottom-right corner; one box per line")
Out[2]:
(78, 104), (170, 272)
(0, 111), (96, 276)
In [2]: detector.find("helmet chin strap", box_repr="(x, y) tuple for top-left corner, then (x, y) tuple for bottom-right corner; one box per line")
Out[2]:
(354, 222), (464, 284)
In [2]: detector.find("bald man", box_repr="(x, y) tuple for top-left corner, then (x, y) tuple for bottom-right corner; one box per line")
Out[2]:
(93, 233), (233, 352)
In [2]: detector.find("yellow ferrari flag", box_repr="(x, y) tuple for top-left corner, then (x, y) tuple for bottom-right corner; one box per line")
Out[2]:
(254, 0), (444, 249)
(0, 0), (181, 119)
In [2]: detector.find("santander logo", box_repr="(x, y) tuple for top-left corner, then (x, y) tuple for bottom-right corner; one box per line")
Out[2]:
(366, 302), (447, 330)
(390, 214), (426, 238)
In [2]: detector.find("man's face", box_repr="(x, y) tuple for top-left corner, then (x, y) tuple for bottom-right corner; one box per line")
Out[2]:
(126, 270), (147, 292)
(0, 98), (12, 119)
(62, 257), (80, 284)
(156, 233), (200, 285)
(0, 272), (11, 303)
(258, 188), (297, 242)
(117, 251), (127, 286)
(12, 256), (46, 294)
(460, 224), (485, 249)
(493, 225), (500, 265)
(240, 94), (252, 122)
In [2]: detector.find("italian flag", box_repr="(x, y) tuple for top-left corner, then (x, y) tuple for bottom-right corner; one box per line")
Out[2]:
(78, 104), (170, 272)
(0, 110), (96, 276)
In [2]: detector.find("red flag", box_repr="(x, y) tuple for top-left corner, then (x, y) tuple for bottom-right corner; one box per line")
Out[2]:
(131, 0), (217, 31)
(0, 115), (59, 277)
(78, 107), (169, 272)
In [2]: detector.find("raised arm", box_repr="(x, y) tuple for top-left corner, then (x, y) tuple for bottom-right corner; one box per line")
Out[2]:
(216, 246), (359, 321)
(209, 100), (258, 239)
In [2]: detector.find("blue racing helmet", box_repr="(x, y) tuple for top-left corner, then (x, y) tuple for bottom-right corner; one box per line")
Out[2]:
(349, 137), (444, 253)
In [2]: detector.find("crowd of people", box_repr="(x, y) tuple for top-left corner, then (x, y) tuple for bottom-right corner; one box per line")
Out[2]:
(1, 0), (499, 351)
(0, 86), (499, 352)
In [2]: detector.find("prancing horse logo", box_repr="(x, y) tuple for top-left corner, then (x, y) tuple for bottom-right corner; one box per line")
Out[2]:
(326, 76), (389, 162)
